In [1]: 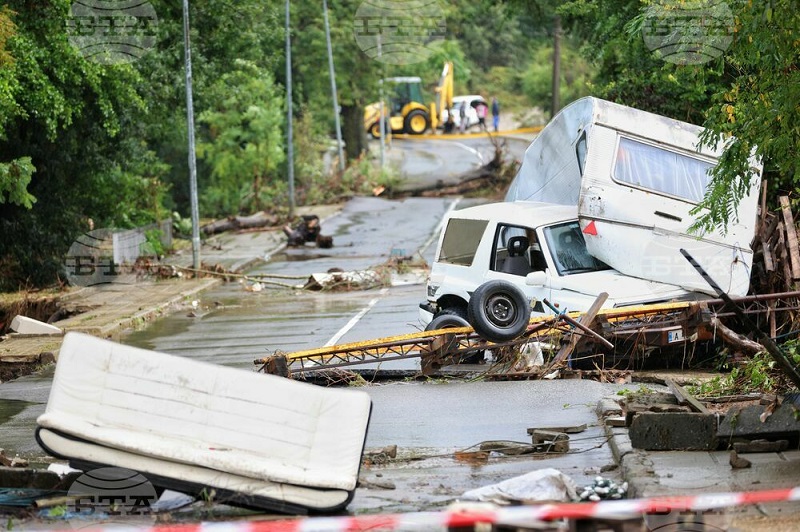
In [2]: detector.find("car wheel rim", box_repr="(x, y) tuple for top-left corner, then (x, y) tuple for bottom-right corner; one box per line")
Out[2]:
(410, 115), (426, 132)
(485, 294), (516, 327)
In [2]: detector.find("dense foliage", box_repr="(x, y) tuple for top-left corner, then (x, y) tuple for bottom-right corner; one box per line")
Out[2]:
(0, 0), (797, 289)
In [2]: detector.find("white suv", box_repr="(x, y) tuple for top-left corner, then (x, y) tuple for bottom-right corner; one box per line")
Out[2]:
(420, 201), (702, 342)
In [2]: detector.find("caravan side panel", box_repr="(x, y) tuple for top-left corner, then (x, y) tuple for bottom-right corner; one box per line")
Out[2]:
(579, 125), (760, 296)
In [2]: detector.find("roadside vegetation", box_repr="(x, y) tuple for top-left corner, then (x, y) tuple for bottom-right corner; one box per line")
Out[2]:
(0, 0), (797, 291)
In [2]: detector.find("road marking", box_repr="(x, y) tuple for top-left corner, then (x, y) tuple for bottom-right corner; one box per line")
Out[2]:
(325, 288), (389, 347)
(452, 141), (485, 165)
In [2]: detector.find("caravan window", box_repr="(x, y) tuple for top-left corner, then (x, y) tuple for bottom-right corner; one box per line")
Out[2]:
(613, 137), (714, 203)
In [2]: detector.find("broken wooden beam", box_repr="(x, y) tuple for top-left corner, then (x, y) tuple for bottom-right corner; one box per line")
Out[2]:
(708, 316), (764, 356)
(779, 196), (800, 280)
(545, 292), (611, 371)
(664, 377), (710, 415)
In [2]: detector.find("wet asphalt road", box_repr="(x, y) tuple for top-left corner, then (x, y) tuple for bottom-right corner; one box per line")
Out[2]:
(0, 135), (638, 514)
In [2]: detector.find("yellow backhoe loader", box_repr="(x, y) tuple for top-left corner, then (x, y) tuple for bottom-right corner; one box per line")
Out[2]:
(364, 62), (453, 138)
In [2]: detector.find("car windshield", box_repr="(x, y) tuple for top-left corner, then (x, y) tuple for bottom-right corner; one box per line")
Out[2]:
(543, 221), (610, 275)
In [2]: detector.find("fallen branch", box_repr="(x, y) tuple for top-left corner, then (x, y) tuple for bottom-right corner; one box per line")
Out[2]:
(710, 316), (764, 355)
(202, 211), (279, 235)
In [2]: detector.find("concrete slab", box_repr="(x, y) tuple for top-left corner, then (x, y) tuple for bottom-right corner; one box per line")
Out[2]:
(718, 403), (800, 441)
(10, 316), (62, 335)
(629, 412), (718, 450)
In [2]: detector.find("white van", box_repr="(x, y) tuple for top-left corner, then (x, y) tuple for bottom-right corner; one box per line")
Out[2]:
(505, 97), (762, 297)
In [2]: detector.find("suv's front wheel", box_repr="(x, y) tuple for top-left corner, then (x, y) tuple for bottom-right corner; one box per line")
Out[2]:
(425, 306), (484, 364)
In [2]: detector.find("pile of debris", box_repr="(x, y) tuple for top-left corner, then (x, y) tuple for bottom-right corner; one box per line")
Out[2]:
(283, 215), (333, 248)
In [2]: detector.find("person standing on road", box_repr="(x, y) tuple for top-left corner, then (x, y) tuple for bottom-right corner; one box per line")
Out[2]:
(476, 100), (488, 130)
(458, 101), (467, 134)
(491, 96), (500, 132)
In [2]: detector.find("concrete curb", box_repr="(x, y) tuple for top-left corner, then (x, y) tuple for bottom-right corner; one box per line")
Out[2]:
(102, 278), (220, 339)
(597, 396), (655, 498)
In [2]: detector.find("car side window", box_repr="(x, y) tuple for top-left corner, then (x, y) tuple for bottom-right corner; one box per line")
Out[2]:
(492, 224), (546, 276)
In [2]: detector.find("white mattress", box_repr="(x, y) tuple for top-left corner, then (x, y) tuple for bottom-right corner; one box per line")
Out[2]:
(37, 332), (372, 512)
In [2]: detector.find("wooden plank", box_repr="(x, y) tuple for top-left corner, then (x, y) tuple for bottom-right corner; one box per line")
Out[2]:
(778, 222), (793, 290)
(769, 300), (777, 339)
(665, 377), (710, 415)
(548, 292), (608, 369)
(762, 212), (779, 242)
(761, 237), (775, 272)
(759, 179), (768, 235)
(779, 196), (800, 280)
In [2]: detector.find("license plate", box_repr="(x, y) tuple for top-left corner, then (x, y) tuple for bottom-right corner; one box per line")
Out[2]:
(667, 328), (684, 343)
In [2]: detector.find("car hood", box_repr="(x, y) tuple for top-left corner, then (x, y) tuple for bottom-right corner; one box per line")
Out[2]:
(557, 269), (701, 306)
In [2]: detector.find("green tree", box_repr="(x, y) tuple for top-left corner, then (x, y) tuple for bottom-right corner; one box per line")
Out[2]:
(693, 0), (800, 231)
(0, 0), (168, 290)
(522, 40), (592, 115)
(197, 61), (285, 215)
(0, 6), (35, 209)
(559, 0), (724, 124)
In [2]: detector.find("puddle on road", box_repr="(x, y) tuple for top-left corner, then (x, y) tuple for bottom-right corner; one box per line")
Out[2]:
(0, 398), (33, 425)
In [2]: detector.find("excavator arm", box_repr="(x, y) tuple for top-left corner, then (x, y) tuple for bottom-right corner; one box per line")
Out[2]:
(431, 61), (453, 130)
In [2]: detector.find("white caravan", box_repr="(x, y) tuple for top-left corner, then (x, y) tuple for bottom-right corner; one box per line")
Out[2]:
(505, 97), (762, 297)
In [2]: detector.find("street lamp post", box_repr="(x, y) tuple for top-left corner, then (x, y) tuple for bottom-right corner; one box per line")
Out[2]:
(182, 0), (200, 269)
(323, 0), (345, 173)
(285, 0), (295, 217)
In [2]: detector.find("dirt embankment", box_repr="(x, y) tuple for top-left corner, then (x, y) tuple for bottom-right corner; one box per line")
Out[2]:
(0, 291), (71, 382)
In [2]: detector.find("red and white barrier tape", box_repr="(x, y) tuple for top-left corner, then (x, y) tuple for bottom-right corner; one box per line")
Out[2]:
(59, 487), (800, 532)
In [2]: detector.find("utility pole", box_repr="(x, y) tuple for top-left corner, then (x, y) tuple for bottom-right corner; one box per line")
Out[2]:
(378, 35), (385, 170)
(285, 0), (295, 216)
(551, 14), (562, 119)
(323, 0), (345, 173)
(182, 0), (200, 269)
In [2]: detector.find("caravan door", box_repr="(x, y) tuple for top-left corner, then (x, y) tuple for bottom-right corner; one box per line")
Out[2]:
(578, 128), (760, 297)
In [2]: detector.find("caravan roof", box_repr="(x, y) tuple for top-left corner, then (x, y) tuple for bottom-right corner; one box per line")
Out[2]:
(505, 96), (725, 205)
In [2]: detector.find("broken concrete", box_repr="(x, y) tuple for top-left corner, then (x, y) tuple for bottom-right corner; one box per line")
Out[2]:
(717, 402), (800, 443)
(629, 412), (718, 451)
(531, 430), (570, 453)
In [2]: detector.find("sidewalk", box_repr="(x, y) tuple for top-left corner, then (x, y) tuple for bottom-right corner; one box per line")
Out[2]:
(0, 207), (339, 374)
(598, 395), (800, 528)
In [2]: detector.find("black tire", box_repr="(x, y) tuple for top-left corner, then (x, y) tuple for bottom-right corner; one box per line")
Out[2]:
(426, 307), (484, 364)
(404, 109), (430, 135)
(368, 121), (382, 139)
(467, 280), (530, 342)
(425, 306), (469, 331)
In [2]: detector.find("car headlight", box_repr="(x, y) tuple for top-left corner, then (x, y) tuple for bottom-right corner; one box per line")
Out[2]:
(427, 284), (439, 298)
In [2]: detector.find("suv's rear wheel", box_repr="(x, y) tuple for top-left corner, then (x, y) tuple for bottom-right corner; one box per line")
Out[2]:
(467, 280), (530, 342)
